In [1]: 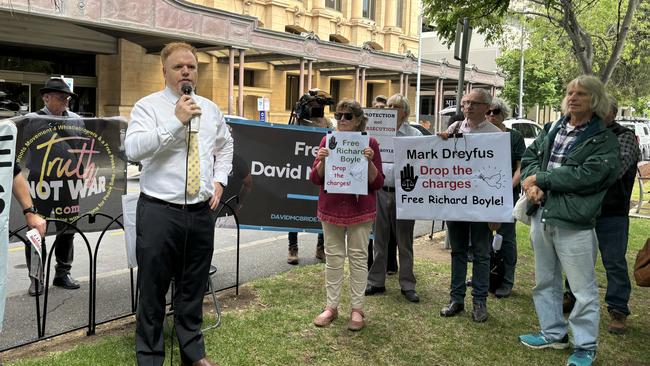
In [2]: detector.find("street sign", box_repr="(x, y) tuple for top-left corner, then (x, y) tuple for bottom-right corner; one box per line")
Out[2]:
(257, 97), (270, 112)
(259, 110), (266, 122)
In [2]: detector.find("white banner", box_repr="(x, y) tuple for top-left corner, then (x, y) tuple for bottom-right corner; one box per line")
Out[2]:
(324, 131), (369, 195)
(0, 120), (17, 332)
(395, 133), (514, 222)
(364, 108), (398, 162)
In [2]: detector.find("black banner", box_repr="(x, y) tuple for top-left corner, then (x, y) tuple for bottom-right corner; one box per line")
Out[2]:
(221, 118), (326, 232)
(9, 116), (128, 233)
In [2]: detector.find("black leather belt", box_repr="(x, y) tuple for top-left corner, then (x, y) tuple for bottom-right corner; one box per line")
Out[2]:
(382, 186), (396, 192)
(140, 193), (209, 211)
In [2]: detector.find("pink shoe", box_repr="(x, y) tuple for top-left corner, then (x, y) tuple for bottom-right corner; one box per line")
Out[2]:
(313, 307), (338, 327)
(348, 309), (365, 331)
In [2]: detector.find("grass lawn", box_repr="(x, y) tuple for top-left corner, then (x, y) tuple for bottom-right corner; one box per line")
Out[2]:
(4, 219), (650, 366)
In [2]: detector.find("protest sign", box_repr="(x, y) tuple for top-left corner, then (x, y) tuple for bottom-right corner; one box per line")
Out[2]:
(9, 115), (128, 233)
(219, 118), (326, 232)
(394, 133), (513, 222)
(364, 108), (397, 162)
(324, 131), (369, 195)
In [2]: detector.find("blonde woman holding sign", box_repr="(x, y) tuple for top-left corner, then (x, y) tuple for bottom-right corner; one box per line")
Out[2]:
(310, 100), (383, 331)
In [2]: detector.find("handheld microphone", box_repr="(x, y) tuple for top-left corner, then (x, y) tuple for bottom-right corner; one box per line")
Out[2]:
(181, 83), (200, 132)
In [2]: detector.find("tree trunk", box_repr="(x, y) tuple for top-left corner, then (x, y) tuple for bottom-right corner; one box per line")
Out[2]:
(560, 0), (594, 75)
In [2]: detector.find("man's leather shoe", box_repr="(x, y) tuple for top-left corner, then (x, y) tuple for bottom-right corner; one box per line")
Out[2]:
(440, 302), (465, 317)
(364, 285), (386, 296)
(28, 278), (43, 296)
(52, 274), (80, 290)
(472, 303), (488, 322)
(182, 357), (218, 366)
(401, 289), (420, 303)
(494, 285), (512, 298)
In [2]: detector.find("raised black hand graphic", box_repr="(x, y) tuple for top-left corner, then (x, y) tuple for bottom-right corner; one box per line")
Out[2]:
(328, 136), (338, 149)
(400, 163), (418, 192)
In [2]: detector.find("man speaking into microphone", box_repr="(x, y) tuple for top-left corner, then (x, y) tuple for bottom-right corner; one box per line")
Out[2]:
(125, 42), (233, 366)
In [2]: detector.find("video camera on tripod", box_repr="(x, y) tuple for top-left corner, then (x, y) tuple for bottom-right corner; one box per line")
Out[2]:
(288, 88), (335, 125)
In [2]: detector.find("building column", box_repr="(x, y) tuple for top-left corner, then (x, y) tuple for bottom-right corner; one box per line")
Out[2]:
(399, 74), (404, 95)
(491, 86), (496, 96)
(351, 0), (363, 19)
(299, 59), (306, 95)
(238, 49), (245, 117)
(384, 0), (397, 28)
(307, 60), (313, 91)
(360, 67), (367, 107)
(437, 79), (445, 124)
(313, 0), (325, 9)
(404, 74), (409, 99)
(354, 67), (360, 101)
(433, 78), (440, 127)
(228, 48), (235, 115)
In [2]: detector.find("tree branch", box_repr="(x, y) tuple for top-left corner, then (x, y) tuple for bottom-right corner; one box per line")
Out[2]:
(601, 0), (640, 83)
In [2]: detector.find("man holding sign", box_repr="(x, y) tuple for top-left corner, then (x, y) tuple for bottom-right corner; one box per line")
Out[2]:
(310, 100), (383, 331)
(438, 89), (502, 322)
(366, 94), (422, 303)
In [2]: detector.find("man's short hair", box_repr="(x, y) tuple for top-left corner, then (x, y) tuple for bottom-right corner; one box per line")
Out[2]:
(470, 89), (493, 105)
(161, 42), (198, 64)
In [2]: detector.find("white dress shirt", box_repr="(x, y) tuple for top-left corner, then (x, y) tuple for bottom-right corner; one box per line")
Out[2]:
(446, 119), (502, 134)
(382, 122), (423, 187)
(125, 87), (234, 204)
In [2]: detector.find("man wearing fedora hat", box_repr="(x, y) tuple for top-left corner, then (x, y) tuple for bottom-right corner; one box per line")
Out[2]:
(21, 77), (84, 295)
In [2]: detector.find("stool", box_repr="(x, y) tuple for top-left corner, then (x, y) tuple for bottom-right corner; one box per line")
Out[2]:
(168, 263), (222, 331)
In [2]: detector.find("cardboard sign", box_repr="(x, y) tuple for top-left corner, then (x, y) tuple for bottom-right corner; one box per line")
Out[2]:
(364, 108), (398, 162)
(394, 133), (513, 222)
(324, 131), (369, 195)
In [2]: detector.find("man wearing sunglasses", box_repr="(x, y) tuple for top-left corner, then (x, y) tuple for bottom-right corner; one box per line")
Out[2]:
(21, 77), (84, 295)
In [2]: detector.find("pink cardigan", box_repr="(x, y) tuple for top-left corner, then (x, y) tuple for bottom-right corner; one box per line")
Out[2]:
(310, 136), (384, 226)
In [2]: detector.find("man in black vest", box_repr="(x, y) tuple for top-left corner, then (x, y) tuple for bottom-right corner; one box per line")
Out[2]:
(564, 96), (640, 334)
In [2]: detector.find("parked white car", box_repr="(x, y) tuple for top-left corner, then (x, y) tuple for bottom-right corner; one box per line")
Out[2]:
(504, 119), (543, 147)
(619, 119), (650, 160)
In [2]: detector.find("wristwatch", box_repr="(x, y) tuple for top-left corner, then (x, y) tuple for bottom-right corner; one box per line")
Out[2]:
(23, 206), (38, 215)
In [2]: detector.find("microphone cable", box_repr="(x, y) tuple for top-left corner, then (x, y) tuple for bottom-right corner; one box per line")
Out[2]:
(170, 84), (195, 365)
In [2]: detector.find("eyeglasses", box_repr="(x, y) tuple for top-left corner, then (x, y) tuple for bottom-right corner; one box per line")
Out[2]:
(51, 94), (72, 102)
(387, 104), (403, 109)
(485, 109), (502, 116)
(334, 112), (354, 121)
(462, 101), (487, 107)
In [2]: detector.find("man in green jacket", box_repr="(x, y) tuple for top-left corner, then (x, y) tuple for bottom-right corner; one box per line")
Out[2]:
(517, 75), (620, 366)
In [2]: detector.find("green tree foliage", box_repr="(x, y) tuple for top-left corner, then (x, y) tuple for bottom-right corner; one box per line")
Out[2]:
(423, 0), (640, 83)
(422, 0), (510, 46)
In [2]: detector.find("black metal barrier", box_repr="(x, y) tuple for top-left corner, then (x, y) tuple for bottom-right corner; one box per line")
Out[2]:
(3, 198), (240, 352)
